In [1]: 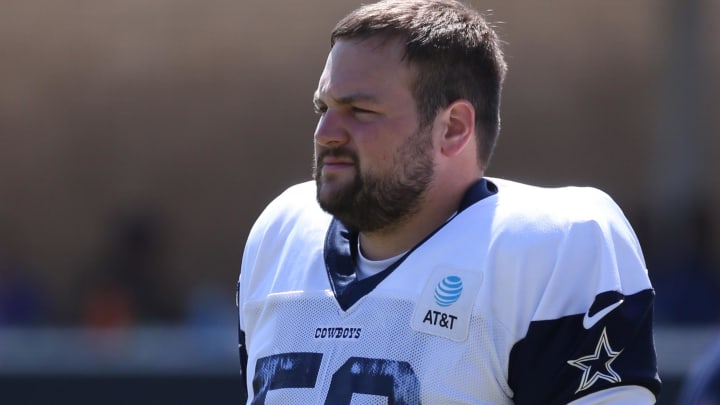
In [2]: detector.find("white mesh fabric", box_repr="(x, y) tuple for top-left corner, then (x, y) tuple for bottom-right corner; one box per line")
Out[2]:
(244, 289), (513, 404)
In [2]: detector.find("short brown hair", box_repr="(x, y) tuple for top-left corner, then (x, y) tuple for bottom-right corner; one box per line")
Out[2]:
(331, 0), (507, 169)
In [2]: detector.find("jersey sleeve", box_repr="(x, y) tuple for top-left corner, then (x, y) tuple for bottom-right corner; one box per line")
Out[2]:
(506, 188), (661, 404)
(567, 386), (655, 404)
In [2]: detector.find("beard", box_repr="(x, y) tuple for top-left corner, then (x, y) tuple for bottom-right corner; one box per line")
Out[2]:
(313, 128), (434, 233)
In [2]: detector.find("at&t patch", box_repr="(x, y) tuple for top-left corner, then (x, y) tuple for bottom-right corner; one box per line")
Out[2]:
(410, 266), (482, 342)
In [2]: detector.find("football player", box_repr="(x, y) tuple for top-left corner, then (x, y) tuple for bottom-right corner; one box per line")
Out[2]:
(238, 0), (661, 403)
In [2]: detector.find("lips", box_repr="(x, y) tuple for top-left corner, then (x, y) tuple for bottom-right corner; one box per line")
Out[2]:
(318, 149), (357, 170)
(322, 157), (354, 167)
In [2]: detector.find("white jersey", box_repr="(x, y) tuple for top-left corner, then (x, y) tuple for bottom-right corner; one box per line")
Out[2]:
(238, 178), (660, 404)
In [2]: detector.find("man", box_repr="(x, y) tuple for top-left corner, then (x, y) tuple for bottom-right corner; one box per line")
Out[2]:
(238, 0), (661, 403)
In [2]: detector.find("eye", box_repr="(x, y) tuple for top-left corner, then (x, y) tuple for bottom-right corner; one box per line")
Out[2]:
(351, 106), (375, 115)
(313, 103), (328, 115)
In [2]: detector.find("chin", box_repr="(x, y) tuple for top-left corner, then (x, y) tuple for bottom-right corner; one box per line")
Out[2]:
(317, 183), (345, 206)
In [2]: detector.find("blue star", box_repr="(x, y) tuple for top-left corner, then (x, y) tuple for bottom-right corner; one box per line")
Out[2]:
(567, 327), (623, 393)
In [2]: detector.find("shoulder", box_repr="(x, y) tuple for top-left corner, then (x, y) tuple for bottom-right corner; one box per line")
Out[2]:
(489, 177), (628, 228)
(239, 181), (331, 305)
(484, 178), (639, 254)
(248, 181), (327, 238)
(241, 181), (330, 271)
(485, 180), (660, 403)
(488, 176), (646, 272)
(254, 181), (319, 224)
(481, 178), (650, 325)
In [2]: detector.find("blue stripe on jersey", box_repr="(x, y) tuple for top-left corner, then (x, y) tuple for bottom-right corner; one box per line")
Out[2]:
(324, 178), (497, 311)
(508, 289), (661, 404)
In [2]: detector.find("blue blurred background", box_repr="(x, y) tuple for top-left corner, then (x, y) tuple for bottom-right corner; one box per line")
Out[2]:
(0, 0), (718, 403)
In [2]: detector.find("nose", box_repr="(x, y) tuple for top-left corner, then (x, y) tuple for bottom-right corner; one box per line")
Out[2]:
(314, 109), (350, 148)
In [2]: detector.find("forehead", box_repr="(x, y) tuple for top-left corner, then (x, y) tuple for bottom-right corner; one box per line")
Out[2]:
(316, 37), (415, 101)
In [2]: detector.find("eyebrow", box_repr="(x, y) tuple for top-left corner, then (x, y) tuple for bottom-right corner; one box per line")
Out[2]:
(313, 91), (380, 107)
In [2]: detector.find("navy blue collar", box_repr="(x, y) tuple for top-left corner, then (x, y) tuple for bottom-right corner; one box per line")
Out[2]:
(323, 178), (497, 310)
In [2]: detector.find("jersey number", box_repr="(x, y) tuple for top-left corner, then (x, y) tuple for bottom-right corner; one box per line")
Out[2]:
(252, 352), (420, 404)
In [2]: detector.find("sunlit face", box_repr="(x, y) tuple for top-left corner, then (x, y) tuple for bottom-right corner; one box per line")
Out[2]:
(312, 37), (436, 232)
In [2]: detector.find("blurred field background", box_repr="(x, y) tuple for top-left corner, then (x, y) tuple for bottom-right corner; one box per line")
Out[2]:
(0, 0), (718, 403)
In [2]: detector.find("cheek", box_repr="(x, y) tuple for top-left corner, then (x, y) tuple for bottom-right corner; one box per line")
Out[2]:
(354, 133), (394, 161)
(357, 143), (395, 172)
(352, 120), (414, 168)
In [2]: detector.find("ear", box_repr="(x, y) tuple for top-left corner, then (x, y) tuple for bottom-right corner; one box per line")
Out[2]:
(438, 99), (475, 158)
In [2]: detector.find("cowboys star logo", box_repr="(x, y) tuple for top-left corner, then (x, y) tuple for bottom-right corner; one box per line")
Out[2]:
(567, 327), (623, 393)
